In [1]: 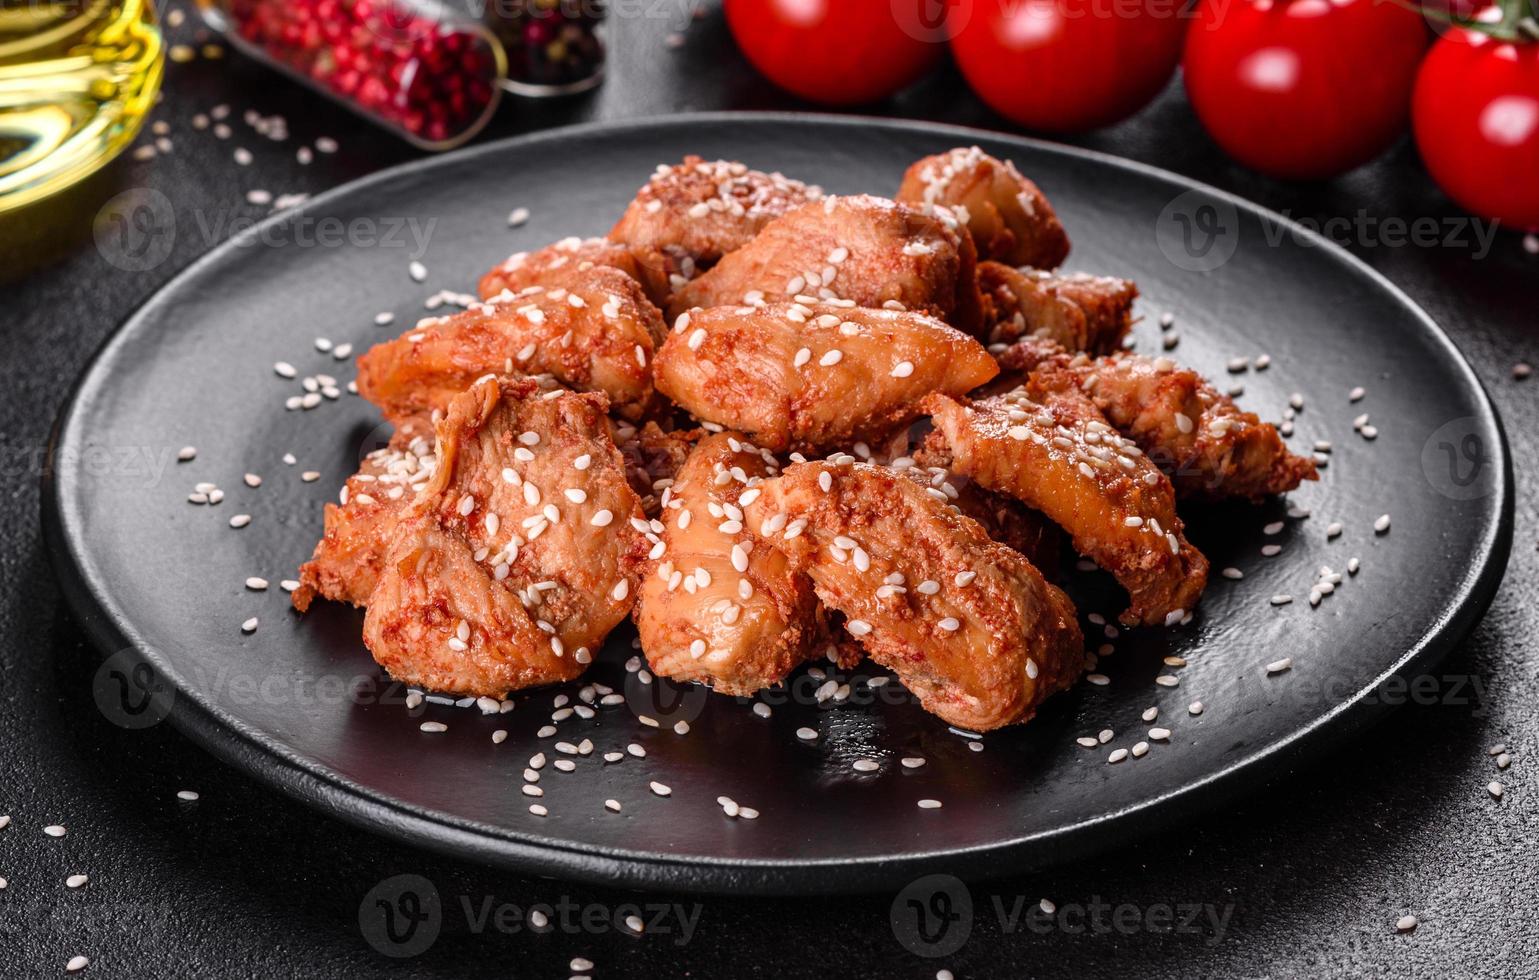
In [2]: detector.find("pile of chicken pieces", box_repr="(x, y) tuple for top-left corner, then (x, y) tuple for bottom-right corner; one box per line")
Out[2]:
(293, 149), (1317, 733)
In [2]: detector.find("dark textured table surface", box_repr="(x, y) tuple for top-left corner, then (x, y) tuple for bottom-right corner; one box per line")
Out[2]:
(4, 4), (1537, 978)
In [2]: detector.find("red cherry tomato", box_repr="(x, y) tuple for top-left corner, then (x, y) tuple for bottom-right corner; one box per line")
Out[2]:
(1182, 0), (1427, 180)
(948, 0), (1187, 133)
(723, 0), (944, 106)
(1414, 24), (1539, 229)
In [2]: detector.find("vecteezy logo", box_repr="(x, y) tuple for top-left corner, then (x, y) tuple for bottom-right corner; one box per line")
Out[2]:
(1420, 416), (1493, 501)
(94, 187), (176, 272)
(93, 648), (176, 729)
(1155, 190), (1240, 273)
(625, 669), (710, 728)
(891, 0), (970, 42)
(359, 874), (442, 958)
(358, 419), (398, 467)
(891, 873), (973, 958)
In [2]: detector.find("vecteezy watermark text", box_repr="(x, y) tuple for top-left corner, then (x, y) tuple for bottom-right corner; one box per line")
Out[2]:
(1265, 209), (1499, 260)
(359, 875), (703, 957)
(891, 874), (1234, 957)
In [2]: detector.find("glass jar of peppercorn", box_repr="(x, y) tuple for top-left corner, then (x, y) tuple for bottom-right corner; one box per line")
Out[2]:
(487, 0), (606, 97)
(196, 0), (506, 149)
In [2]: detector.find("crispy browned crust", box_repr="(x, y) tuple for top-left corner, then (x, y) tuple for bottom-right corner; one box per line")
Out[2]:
(358, 264), (664, 424)
(361, 378), (647, 696)
(615, 422), (704, 517)
(1006, 338), (1319, 501)
(922, 388), (1208, 627)
(292, 414), (437, 613)
(978, 262), (1137, 355)
(665, 195), (984, 337)
(653, 302), (998, 453)
(634, 432), (824, 696)
(609, 156), (823, 267)
(897, 146), (1070, 269)
(745, 460), (1083, 731)
(477, 235), (694, 311)
(899, 463), (1064, 572)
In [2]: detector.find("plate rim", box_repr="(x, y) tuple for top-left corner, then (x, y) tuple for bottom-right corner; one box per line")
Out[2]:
(43, 111), (1515, 895)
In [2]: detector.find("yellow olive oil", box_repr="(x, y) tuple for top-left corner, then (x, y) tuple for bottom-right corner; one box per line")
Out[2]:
(0, 0), (162, 213)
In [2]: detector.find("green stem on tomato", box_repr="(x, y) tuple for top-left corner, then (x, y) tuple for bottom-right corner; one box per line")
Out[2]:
(1383, 0), (1536, 41)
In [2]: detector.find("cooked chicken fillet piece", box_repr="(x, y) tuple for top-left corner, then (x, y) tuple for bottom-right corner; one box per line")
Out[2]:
(978, 262), (1136, 354)
(1003, 338), (1319, 500)
(357, 264), (665, 424)
(292, 414), (437, 613)
(922, 388), (1208, 627)
(897, 146), (1070, 269)
(744, 459), (1083, 731)
(609, 156), (823, 267)
(895, 461), (1062, 572)
(635, 432), (824, 695)
(477, 235), (691, 310)
(361, 378), (647, 696)
(665, 195), (984, 336)
(654, 302), (998, 452)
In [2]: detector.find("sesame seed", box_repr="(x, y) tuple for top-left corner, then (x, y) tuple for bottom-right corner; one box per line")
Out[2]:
(650, 781), (671, 797)
(796, 727), (818, 741)
(937, 617), (960, 632)
(1266, 658), (1293, 674)
(1349, 386), (1365, 402)
(1155, 674), (1180, 687)
(1396, 914), (1418, 933)
(819, 349), (843, 367)
(44, 824), (66, 837)
(853, 759), (880, 773)
(1270, 594), (1293, 606)
(229, 514), (251, 528)
(1108, 748), (1129, 763)
(66, 956), (90, 973)
(529, 804), (548, 816)
(917, 799), (943, 809)
(891, 361), (914, 378)
(1189, 700), (1205, 715)
(408, 260), (427, 282)
(176, 789), (199, 801)
(1374, 514), (1391, 534)
(419, 721), (447, 733)
(240, 617), (258, 633)
(1488, 781), (1504, 799)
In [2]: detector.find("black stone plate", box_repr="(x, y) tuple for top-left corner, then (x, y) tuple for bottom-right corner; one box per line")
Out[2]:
(44, 114), (1512, 895)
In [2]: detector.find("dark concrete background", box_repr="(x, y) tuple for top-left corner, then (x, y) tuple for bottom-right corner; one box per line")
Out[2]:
(2, 3), (1535, 977)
